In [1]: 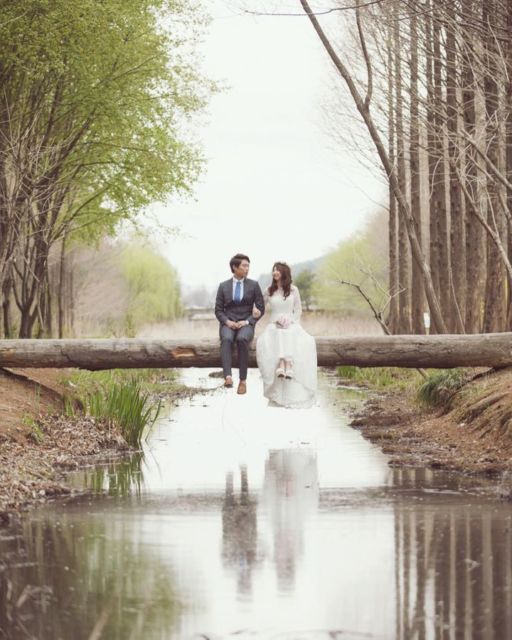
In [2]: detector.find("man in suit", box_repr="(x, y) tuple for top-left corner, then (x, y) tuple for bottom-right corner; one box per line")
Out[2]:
(215, 253), (265, 394)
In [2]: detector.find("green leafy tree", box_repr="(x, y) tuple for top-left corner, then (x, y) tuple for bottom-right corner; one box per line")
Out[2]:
(294, 269), (316, 311)
(120, 244), (182, 335)
(0, 0), (213, 336)
(316, 210), (389, 316)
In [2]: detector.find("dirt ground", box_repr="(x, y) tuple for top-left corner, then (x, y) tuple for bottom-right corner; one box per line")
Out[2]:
(0, 368), (71, 440)
(0, 367), (131, 521)
(350, 367), (512, 484)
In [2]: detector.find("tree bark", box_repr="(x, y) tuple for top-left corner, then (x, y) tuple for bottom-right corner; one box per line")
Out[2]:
(300, 0), (447, 333)
(461, 1), (485, 333)
(506, 0), (512, 327)
(425, 3), (441, 326)
(445, 2), (466, 332)
(387, 14), (399, 334)
(431, 6), (451, 328)
(394, 4), (412, 333)
(1, 335), (512, 369)
(1, 273), (13, 339)
(409, 7), (424, 333)
(482, 0), (507, 332)
(58, 233), (67, 339)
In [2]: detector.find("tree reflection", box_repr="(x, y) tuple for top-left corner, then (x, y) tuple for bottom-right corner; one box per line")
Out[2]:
(392, 468), (512, 639)
(262, 448), (319, 592)
(72, 452), (145, 498)
(0, 509), (179, 639)
(221, 465), (259, 597)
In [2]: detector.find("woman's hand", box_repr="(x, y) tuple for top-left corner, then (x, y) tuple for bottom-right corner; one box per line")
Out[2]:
(275, 314), (291, 329)
(252, 304), (262, 319)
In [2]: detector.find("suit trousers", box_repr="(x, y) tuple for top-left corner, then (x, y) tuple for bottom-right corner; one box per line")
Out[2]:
(220, 324), (254, 380)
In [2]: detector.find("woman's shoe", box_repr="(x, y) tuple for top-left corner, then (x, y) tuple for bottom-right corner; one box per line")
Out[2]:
(285, 369), (294, 380)
(276, 367), (285, 379)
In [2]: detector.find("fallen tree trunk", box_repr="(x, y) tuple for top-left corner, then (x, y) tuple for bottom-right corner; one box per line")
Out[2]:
(1, 334), (512, 370)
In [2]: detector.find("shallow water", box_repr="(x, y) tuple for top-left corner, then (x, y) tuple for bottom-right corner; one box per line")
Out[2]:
(1, 369), (511, 640)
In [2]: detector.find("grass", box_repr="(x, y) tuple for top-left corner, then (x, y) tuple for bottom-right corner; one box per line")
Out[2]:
(61, 369), (179, 447)
(87, 379), (161, 447)
(23, 414), (45, 443)
(337, 365), (471, 408)
(416, 369), (469, 408)
(64, 368), (180, 397)
(336, 365), (421, 391)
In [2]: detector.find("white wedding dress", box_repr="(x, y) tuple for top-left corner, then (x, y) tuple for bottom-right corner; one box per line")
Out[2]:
(256, 285), (317, 408)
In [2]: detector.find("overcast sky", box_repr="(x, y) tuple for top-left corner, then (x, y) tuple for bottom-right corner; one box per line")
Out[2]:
(152, 0), (384, 291)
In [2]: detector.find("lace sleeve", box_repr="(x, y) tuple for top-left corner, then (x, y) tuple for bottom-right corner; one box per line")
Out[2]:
(292, 286), (302, 323)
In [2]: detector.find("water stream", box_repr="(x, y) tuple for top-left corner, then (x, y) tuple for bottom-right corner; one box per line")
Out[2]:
(1, 369), (511, 639)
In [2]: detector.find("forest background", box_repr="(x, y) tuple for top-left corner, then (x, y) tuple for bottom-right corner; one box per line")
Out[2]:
(1, 0), (511, 339)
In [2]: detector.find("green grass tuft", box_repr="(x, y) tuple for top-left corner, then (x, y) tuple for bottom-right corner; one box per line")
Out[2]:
(86, 379), (162, 447)
(337, 365), (419, 391)
(61, 369), (173, 447)
(416, 369), (467, 407)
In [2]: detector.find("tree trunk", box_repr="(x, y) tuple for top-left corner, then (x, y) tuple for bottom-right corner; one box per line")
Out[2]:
(409, 8), (424, 333)
(394, 5), (412, 334)
(299, 0), (448, 333)
(506, 0), (512, 327)
(1, 335), (512, 369)
(482, 0), (507, 332)
(425, 3), (441, 329)
(461, 1), (485, 333)
(58, 233), (67, 339)
(445, 2), (466, 332)
(387, 15), (399, 334)
(1, 274), (12, 339)
(432, 7), (451, 328)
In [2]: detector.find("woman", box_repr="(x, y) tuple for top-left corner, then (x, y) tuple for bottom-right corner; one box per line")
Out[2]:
(255, 262), (317, 408)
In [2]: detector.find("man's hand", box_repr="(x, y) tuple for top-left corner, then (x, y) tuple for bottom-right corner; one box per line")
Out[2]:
(226, 320), (249, 329)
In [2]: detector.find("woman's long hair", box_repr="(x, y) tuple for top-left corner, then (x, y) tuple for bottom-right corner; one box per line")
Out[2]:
(268, 262), (292, 298)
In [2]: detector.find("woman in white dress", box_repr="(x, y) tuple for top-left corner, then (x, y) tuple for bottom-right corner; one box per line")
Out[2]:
(255, 262), (317, 408)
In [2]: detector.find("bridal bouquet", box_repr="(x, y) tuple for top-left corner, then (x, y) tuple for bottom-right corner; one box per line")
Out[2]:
(275, 314), (292, 329)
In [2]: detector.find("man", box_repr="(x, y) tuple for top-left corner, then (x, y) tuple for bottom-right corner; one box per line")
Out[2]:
(215, 253), (265, 394)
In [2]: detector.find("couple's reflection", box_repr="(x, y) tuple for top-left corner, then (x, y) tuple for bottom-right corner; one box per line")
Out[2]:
(221, 449), (319, 597)
(263, 449), (319, 591)
(221, 465), (258, 596)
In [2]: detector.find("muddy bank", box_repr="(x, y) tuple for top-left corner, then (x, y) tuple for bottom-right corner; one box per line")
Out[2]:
(349, 367), (512, 482)
(0, 367), (209, 522)
(0, 414), (130, 521)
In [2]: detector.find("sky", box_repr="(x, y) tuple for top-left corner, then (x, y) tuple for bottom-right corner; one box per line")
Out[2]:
(152, 0), (384, 292)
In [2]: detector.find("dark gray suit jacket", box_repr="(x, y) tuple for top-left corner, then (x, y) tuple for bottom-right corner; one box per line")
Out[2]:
(215, 278), (265, 327)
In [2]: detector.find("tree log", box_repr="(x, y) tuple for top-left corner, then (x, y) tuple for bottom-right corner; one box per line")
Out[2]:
(1, 335), (512, 370)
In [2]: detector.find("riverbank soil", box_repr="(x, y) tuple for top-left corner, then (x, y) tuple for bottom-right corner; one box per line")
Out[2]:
(0, 367), (212, 519)
(349, 366), (512, 482)
(0, 368), (69, 439)
(0, 367), (130, 519)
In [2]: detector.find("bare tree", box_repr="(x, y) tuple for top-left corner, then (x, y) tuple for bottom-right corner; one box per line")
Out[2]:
(300, 0), (447, 333)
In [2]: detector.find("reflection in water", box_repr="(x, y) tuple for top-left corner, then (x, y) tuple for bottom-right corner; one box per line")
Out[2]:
(0, 511), (179, 640)
(262, 448), (318, 592)
(393, 468), (512, 640)
(2, 371), (512, 639)
(222, 466), (259, 597)
(69, 452), (145, 497)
